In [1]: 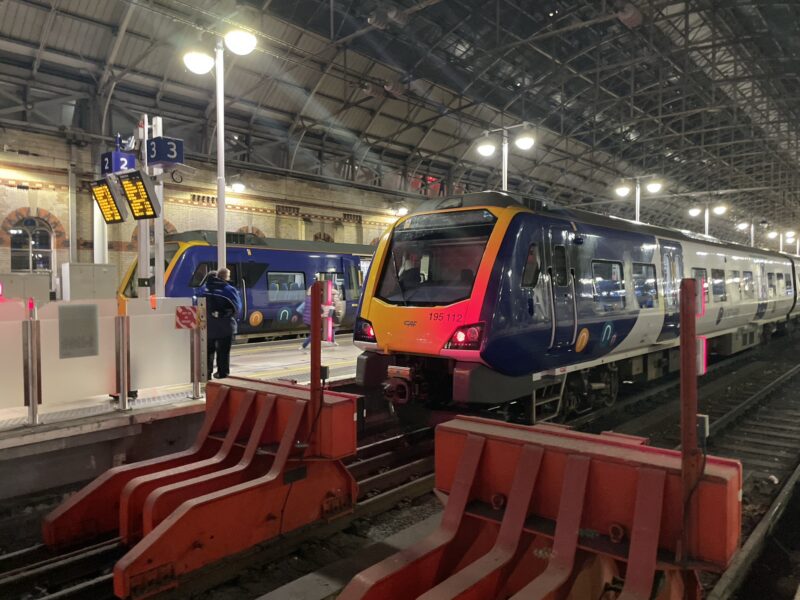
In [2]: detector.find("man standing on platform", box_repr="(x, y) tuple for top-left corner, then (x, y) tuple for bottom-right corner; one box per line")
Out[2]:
(200, 268), (242, 379)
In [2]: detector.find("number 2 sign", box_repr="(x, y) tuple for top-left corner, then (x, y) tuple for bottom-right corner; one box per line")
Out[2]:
(100, 151), (136, 175)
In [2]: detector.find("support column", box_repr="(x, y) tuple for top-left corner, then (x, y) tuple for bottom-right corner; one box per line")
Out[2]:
(67, 144), (79, 263)
(216, 40), (227, 269)
(152, 117), (165, 296)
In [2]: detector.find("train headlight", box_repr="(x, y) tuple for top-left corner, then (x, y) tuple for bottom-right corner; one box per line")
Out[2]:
(445, 323), (484, 350)
(355, 317), (377, 343)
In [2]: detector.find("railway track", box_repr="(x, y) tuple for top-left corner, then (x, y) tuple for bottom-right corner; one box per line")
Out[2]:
(0, 425), (434, 600)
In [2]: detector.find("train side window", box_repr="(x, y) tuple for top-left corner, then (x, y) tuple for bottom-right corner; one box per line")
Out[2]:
(346, 264), (362, 301)
(777, 273), (787, 297)
(711, 269), (726, 302)
(240, 262), (268, 287)
(785, 272), (794, 296)
(189, 261), (216, 287)
(632, 263), (657, 308)
(552, 245), (568, 286)
(521, 245), (540, 288)
(727, 270), (742, 302)
(591, 260), (626, 309)
(742, 271), (755, 299)
(267, 272), (306, 302)
(767, 272), (776, 298)
(691, 268), (709, 303)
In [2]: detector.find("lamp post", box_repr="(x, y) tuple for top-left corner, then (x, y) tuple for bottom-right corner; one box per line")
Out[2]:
(688, 204), (726, 236)
(614, 175), (663, 223)
(184, 29), (257, 269)
(475, 123), (535, 192)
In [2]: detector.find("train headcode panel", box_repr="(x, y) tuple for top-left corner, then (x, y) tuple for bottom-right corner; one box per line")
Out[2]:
(89, 178), (127, 224)
(118, 169), (161, 220)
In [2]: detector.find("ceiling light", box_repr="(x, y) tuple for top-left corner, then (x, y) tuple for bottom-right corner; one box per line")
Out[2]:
(645, 181), (662, 194)
(768, 231), (779, 239)
(231, 182), (245, 193)
(476, 133), (496, 157)
(736, 222), (749, 231)
(614, 184), (631, 198)
(224, 29), (257, 56)
(183, 51), (215, 75)
(688, 207), (702, 217)
(396, 206), (409, 217)
(514, 127), (535, 150)
(786, 230), (796, 238)
(712, 205), (727, 216)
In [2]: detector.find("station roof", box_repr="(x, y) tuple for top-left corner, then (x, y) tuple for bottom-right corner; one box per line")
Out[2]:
(0, 0), (798, 244)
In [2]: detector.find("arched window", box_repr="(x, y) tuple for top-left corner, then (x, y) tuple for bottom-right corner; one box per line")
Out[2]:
(10, 217), (53, 272)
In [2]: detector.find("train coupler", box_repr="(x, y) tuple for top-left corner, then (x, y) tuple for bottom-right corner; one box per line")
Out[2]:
(42, 377), (359, 599)
(339, 416), (742, 600)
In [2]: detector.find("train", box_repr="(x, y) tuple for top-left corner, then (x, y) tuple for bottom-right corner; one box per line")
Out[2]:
(119, 230), (374, 338)
(353, 191), (799, 421)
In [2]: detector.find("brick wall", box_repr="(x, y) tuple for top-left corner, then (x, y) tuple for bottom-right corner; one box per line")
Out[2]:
(0, 129), (403, 290)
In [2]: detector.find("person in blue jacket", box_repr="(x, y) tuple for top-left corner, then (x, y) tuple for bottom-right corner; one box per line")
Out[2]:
(200, 268), (242, 379)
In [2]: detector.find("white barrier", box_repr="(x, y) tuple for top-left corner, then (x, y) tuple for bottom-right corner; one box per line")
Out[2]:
(128, 297), (193, 391)
(0, 300), (25, 411)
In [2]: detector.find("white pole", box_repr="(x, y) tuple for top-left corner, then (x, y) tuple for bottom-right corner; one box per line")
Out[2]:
(704, 205), (709, 236)
(152, 116), (165, 297)
(750, 222), (755, 247)
(500, 128), (508, 192)
(779, 233), (784, 253)
(796, 238), (799, 255)
(635, 179), (641, 223)
(137, 114), (151, 299)
(216, 40), (226, 269)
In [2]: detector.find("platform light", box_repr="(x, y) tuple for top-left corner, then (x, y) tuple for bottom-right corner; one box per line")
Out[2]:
(712, 205), (727, 216)
(688, 207), (702, 217)
(768, 231), (779, 239)
(645, 180), (662, 194)
(786, 230), (796, 238)
(476, 133), (496, 157)
(514, 126), (535, 150)
(736, 222), (749, 231)
(224, 29), (257, 56)
(396, 206), (409, 217)
(183, 50), (215, 74)
(231, 182), (246, 193)
(614, 183), (632, 197)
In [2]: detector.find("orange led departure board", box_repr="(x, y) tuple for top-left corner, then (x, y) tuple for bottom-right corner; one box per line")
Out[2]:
(90, 179), (126, 224)
(117, 170), (161, 220)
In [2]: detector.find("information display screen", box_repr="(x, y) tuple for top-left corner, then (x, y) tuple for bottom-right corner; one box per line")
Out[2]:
(118, 170), (160, 220)
(90, 179), (126, 224)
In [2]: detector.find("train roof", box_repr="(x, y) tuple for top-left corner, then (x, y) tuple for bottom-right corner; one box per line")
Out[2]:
(165, 230), (376, 256)
(423, 191), (788, 261)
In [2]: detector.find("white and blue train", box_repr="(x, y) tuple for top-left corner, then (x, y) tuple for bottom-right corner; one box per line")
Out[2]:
(353, 191), (799, 420)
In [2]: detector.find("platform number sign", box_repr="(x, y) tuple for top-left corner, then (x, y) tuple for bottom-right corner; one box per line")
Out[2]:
(146, 136), (184, 166)
(100, 151), (136, 175)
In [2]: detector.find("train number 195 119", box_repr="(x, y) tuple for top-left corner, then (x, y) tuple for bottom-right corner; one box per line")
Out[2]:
(428, 312), (463, 322)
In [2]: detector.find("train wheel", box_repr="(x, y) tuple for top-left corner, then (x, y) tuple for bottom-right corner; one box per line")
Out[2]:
(597, 366), (619, 407)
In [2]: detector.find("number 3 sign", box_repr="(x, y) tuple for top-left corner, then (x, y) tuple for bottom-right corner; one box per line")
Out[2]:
(146, 137), (184, 166)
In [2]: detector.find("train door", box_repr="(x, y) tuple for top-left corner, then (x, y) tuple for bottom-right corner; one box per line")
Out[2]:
(657, 240), (683, 341)
(238, 260), (268, 330)
(341, 258), (363, 325)
(547, 226), (577, 349)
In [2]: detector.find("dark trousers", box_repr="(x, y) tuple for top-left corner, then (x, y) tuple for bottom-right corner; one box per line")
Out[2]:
(208, 336), (233, 378)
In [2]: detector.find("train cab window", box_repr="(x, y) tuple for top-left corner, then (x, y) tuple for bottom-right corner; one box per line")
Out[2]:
(632, 263), (657, 308)
(268, 272), (306, 302)
(768, 273), (776, 298)
(691, 268), (710, 303)
(521, 245), (540, 288)
(742, 271), (755, 299)
(727, 271), (742, 302)
(711, 269), (726, 302)
(591, 261), (625, 309)
(189, 262), (216, 287)
(552, 245), (568, 286)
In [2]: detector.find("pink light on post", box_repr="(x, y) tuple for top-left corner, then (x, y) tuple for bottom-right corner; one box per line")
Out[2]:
(325, 279), (333, 343)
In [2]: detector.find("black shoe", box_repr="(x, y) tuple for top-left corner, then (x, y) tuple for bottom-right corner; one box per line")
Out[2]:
(213, 372), (228, 379)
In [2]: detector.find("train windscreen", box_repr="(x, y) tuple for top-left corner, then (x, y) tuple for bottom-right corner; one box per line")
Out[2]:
(376, 209), (496, 306)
